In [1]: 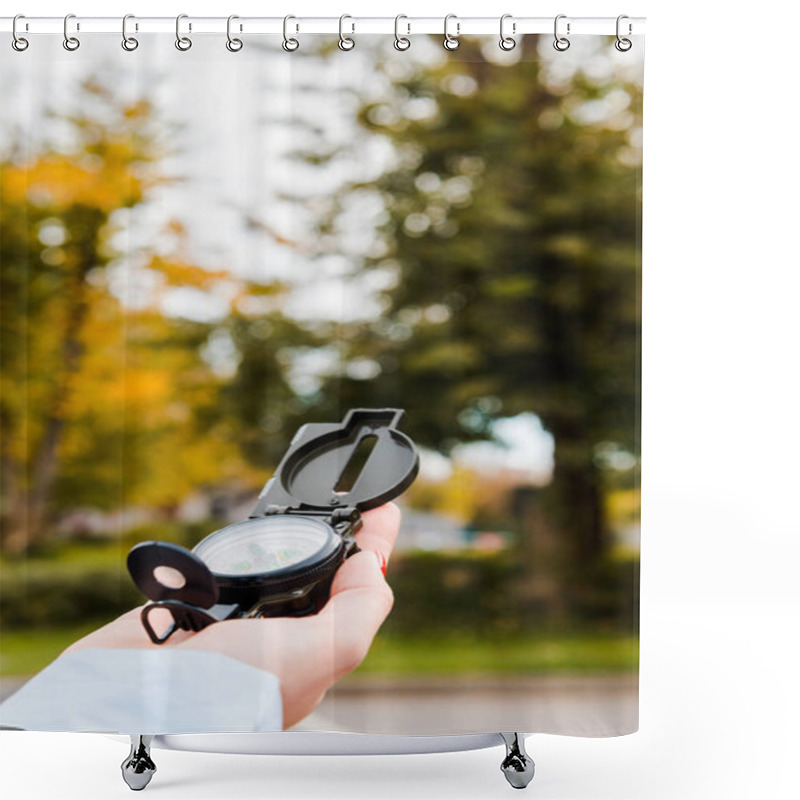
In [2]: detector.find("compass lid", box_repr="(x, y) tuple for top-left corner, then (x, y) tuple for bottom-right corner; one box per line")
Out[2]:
(127, 540), (219, 609)
(252, 408), (419, 515)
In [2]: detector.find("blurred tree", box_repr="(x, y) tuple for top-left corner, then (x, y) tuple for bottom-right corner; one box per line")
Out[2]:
(1, 80), (168, 552)
(1, 81), (274, 553)
(217, 300), (327, 468)
(311, 40), (642, 593)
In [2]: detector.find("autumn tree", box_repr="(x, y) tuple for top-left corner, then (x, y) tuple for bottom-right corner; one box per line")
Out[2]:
(1, 81), (162, 551)
(1, 83), (229, 551)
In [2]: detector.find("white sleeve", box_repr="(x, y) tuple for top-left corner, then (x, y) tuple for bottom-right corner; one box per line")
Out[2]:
(0, 647), (283, 735)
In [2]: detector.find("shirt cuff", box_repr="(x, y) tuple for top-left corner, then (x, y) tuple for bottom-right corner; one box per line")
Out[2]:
(0, 647), (283, 734)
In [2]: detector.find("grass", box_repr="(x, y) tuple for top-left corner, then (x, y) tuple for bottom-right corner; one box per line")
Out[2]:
(0, 620), (108, 676)
(355, 632), (638, 677)
(0, 623), (637, 679)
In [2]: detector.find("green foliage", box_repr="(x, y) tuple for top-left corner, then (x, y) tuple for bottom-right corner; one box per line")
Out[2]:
(385, 550), (520, 637)
(0, 520), (213, 627)
(218, 311), (327, 468)
(0, 563), (142, 629)
(382, 549), (637, 637)
(0, 545), (637, 633)
(315, 41), (642, 462)
(298, 39), (643, 592)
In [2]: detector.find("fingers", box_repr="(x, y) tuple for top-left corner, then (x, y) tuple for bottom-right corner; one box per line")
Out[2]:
(329, 543), (392, 599)
(328, 502), (400, 599)
(328, 499), (400, 610)
(320, 549), (394, 678)
(353, 501), (401, 564)
(318, 502), (401, 676)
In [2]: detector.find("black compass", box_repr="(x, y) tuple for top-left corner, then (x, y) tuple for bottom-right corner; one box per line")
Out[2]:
(127, 409), (419, 644)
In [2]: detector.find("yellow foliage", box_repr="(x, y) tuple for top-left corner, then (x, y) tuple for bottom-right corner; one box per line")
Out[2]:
(606, 489), (641, 524)
(149, 256), (231, 289)
(3, 156), (148, 213)
(406, 464), (481, 523)
(0, 86), (263, 536)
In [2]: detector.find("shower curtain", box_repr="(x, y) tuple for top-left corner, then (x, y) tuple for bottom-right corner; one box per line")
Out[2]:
(0, 21), (642, 745)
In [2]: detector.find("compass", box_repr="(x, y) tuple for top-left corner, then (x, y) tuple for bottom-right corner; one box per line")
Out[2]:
(127, 409), (419, 644)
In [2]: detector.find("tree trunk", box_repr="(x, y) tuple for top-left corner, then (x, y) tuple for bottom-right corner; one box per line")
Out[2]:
(544, 411), (607, 565)
(0, 452), (25, 552)
(509, 410), (608, 624)
(551, 457), (606, 566)
(2, 262), (91, 555)
(511, 485), (571, 623)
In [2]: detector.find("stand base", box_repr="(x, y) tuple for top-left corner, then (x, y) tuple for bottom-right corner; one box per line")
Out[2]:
(121, 735), (156, 791)
(500, 732), (535, 789)
(117, 731), (533, 790)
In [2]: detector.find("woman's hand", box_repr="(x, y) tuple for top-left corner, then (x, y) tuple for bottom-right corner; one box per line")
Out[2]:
(63, 502), (400, 728)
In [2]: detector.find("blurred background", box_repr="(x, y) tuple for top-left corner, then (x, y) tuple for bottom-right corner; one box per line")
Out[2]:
(0, 32), (641, 734)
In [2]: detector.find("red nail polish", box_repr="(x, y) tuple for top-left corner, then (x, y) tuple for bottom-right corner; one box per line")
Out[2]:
(375, 551), (387, 575)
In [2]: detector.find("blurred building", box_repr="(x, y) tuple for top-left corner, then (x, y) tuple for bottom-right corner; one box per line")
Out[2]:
(394, 509), (468, 552)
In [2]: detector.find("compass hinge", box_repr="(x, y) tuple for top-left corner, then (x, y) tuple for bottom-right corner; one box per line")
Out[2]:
(256, 504), (359, 524)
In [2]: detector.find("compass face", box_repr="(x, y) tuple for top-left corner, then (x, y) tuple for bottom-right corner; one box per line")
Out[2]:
(193, 516), (337, 577)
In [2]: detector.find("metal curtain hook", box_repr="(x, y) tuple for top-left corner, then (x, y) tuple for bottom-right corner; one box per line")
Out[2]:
(12, 14), (29, 51)
(553, 14), (570, 51)
(394, 14), (411, 51)
(63, 13), (80, 51)
(339, 14), (355, 50)
(175, 14), (192, 51)
(615, 14), (632, 51)
(283, 15), (299, 51)
(499, 14), (516, 51)
(443, 14), (460, 51)
(226, 15), (243, 51)
(122, 14), (139, 51)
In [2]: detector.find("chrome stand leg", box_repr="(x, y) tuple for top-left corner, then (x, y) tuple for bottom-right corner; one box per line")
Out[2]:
(500, 732), (535, 789)
(121, 735), (156, 791)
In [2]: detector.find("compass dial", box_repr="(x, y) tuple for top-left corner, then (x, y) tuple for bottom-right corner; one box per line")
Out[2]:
(193, 516), (336, 577)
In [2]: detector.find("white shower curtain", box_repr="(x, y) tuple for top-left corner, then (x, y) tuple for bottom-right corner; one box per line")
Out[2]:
(0, 22), (642, 743)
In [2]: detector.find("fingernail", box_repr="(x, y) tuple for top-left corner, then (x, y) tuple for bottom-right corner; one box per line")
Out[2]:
(374, 551), (387, 575)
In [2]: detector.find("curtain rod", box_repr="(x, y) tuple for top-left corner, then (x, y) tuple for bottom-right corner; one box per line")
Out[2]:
(1, 16), (646, 37)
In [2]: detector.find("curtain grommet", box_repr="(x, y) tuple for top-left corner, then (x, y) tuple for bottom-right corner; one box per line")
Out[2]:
(615, 15), (633, 52)
(553, 14), (570, 52)
(175, 14), (192, 51)
(63, 14), (80, 51)
(226, 15), (243, 52)
(499, 14), (516, 51)
(121, 14), (139, 51)
(12, 14), (29, 51)
(338, 14), (355, 51)
(394, 14), (411, 51)
(282, 15), (300, 52)
(443, 14), (460, 51)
